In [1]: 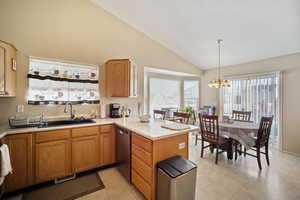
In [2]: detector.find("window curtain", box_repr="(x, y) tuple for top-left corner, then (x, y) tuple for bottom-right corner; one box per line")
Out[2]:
(222, 72), (281, 143)
(28, 58), (99, 105)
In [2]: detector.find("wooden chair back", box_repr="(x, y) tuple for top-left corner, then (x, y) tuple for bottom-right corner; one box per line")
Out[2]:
(191, 110), (197, 125)
(173, 112), (190, 124)
(153, 110), (166, 120)
(199, 114), (219, 141)
(232, 110), (251, 122)
(257, 116), (273, 146)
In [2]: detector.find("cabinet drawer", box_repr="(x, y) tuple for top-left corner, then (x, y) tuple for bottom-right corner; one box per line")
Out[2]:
(132, 155), (152, 184)
(35, 129), (71, 143)
(99, 125), (113, 133)
(132, 170), (151, 200)
(72, 126), (99, 138)
(132, 133), (152, 153)
(132, 144), (152, 166)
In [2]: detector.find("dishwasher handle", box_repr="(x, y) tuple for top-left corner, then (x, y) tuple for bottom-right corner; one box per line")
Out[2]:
(118, 128), (128, 135)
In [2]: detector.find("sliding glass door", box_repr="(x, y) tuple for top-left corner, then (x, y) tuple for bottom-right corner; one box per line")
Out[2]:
(222, 72), (281, 147)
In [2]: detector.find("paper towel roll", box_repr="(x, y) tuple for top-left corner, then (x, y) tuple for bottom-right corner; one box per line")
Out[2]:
(100, 103), (106, 118)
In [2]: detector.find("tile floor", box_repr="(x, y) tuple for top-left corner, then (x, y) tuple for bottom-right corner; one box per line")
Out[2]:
(6, 134), (300, 200)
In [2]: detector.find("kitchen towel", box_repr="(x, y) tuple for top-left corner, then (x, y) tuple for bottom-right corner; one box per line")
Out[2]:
(0, 144), (12, 185)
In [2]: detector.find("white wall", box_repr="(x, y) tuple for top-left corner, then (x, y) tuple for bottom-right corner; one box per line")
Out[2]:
(201, 53), (300, 156)
(0, 0), (202, 124)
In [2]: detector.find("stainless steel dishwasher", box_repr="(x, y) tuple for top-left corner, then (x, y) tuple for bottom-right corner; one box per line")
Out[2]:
(116, 126), (131, 183)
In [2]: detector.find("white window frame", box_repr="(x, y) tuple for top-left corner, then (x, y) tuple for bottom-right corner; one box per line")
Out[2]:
(146, 72), (201, 115)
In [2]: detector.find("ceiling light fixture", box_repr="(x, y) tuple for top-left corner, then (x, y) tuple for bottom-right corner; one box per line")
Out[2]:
(208, 39), (231, 88)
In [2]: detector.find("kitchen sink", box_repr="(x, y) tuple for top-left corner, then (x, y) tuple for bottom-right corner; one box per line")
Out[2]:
(40, 118), (95, 128)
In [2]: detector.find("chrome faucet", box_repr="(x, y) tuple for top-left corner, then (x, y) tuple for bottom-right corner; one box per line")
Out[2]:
(64, 102), (75, 119)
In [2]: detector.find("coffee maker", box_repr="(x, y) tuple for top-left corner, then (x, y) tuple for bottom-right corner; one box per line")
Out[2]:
(109, 103), (121, 118)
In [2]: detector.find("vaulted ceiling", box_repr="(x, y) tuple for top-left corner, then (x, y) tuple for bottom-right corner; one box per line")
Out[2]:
(92, 0), (300, 69)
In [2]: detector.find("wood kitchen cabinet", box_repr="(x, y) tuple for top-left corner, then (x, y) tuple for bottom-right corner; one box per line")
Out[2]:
(72, 135), (99, 173)
(35, 130), (72, 183)
(71, 126), (99, 173)
(132, 134), (153, 200)
(131, 133), (189, 200)
(1, 125), (119, 193)
(3, 134), (33, 192)
(3, 126), (118, 191)
(0, 40), (17, 97)
(105, 59), (137, 97)
(99, 125), (116, 166)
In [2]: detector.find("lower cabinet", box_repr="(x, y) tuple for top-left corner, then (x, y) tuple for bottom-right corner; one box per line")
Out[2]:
(3, 125), (117, 193)
(99, 131), (116, 166)
(72, 135), (99, 173)
(132, 170), (152, 200)
(131, 133), (153, 200)
(35, 139), (72, 183)
(131, 133), (189, 200)
(3, 134), (33, 192)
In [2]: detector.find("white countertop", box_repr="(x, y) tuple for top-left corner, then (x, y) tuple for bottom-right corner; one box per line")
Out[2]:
(0, 118), (199, 140)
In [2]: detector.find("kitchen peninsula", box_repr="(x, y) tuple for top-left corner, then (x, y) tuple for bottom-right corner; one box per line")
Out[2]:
(0, 118), (199, 200)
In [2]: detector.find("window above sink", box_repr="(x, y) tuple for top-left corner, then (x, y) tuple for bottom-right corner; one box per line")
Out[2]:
(27, 57), (100, 105)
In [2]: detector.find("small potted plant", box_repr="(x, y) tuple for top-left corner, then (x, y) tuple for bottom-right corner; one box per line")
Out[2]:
(182, 106), (195, 124)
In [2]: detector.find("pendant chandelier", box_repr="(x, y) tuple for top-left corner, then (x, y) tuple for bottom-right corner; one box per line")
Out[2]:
(208, 39), (231, 88)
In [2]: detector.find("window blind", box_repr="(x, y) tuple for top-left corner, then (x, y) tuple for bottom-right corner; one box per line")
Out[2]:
(222, 72), (281, 144)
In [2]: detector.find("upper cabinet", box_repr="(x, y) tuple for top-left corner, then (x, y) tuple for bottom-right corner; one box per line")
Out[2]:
(0, 40), (17, 97)
(105, 59), (137, 97)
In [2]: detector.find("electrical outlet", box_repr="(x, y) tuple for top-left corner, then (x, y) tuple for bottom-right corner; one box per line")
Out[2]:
(178, 142), (186, 150)
(17, 104), (24, 113)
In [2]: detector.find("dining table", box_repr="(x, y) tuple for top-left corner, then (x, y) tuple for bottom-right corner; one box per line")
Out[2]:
(219, 120), (260, 159)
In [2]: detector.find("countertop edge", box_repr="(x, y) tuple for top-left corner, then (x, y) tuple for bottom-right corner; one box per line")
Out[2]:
(0, 119), (199, 141)
(114, 122), (199, 140)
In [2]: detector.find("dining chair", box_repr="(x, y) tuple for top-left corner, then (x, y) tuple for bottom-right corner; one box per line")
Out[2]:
(239, 116), (273, 170)
(153, 110), (167, 120)
(199, 114), (231, 164)
(173, 112), (190, 124)
(191, 110), (197, 125)
(232, 110), (252, 156)
(194, 110), (201, 145)
(232, 110), (251, 122)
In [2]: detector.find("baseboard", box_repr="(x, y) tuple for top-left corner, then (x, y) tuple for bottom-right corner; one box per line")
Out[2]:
(281, 150), (300, 157)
